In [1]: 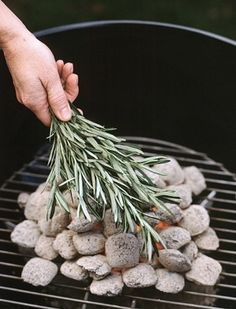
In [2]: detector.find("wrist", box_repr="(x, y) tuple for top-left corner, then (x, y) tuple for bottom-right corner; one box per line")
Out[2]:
(0, 25), (32, 49)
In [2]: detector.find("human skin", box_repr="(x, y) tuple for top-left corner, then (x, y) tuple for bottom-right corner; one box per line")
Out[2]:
(0, 1), (79, 126)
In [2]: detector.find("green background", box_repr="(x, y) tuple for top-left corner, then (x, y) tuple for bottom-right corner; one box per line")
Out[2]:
(6, 0), (236, 40)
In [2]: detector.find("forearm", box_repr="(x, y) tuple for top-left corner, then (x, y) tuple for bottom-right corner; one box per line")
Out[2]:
(0, 0), (31, 48)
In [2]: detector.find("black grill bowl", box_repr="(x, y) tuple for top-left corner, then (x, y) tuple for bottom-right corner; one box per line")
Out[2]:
(0, 21), (236, 186)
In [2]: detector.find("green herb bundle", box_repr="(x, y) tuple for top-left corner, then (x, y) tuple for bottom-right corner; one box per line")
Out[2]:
(46, 105), (178, 259)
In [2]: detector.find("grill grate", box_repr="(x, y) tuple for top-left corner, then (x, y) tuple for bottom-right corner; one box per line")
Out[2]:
(0, 137), (235, 309)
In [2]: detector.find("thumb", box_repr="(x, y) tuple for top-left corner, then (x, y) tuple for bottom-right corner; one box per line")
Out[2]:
(46, 76), (72, 121)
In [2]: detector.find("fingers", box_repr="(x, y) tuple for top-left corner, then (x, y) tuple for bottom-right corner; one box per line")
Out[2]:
(64, 73), (79, 102)
(56, 60), (64, 76)
(46, 75), (72, 122)
(61, 62), (73, 82)
(57, 60), (79, 103)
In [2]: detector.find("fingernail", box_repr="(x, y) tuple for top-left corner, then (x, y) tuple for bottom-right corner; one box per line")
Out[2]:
(60, 105), (71, 120)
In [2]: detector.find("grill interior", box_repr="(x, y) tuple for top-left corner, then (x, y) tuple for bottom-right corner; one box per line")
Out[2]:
(0, 137), (235, 309)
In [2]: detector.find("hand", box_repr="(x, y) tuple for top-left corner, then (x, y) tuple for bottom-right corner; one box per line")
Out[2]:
(3, 33), (79, 126)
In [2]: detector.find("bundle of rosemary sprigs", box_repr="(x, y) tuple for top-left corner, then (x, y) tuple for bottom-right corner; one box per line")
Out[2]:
(46, 104), (178, 260)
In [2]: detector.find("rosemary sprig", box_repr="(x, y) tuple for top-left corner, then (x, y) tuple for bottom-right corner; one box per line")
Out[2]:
(46, 104), (179, 260)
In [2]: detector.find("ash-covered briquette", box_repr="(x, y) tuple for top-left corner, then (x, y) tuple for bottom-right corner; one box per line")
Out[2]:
(103, 209), (123, 237)
(194, 227), (220, 251)
(68, 213), (99, 233)
(14, 162), (221, 296)
(17, 192), (30, 209)
(77, 255), (111, 280)
(155, 203), (183, 224)
(60, 260), (88, 281)
(73, 232), (106, 255)
(21, 257), (58, 286)
(185, 254), (222, 286)
(143, 168), (166, 188)
(24, 190), (50, 221)
(155, 268), (185, 293)
(181, 241), (198, 262)
(168, 184), (192, 209)
(153, 157), (185, 185)
(158, 249), (192, 272)
(178, 205), (210, 236)
(159, 226), (191, 249)
(184, 166), (206, 195)
(105, 233), (140, 268)
(122, 263), (157, 288)
(90, 274), (124, 296)
(35, 235), (58, 260)
(53, 230), (77, 260)
(63, 189), (79, 208)
(38, 206), (70, 237)
(11, 220), (40, 248)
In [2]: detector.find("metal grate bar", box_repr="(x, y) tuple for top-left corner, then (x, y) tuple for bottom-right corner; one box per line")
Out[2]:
(0, 286), (135, 309)
(211, 217), (236, 224)
(0, 188), (23, 194)
(0, 207), (20, 213)
(221, 271), (236, 277)
(183, 290), (236, 301)
(0, 261), (23, 268)
(206, 187), (236, 195)
(205, 178), (236, 186)
(214, 227), (236, 234)
(0, 249), (33, 258)
(0, 299), (58, 309)
(197, 168), (233, 176)
(15, 171), (47, 179)
(217, 283), (236, 289)
(0, 197), (19, 203)
(5, 180), (40, 187)
(208, 197), (236, 204)
(204, 207), (236, 214)
(124, 294), (223, 309)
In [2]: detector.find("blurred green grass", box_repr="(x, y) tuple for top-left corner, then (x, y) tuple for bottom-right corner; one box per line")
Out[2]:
(6, 0), (236, 40)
